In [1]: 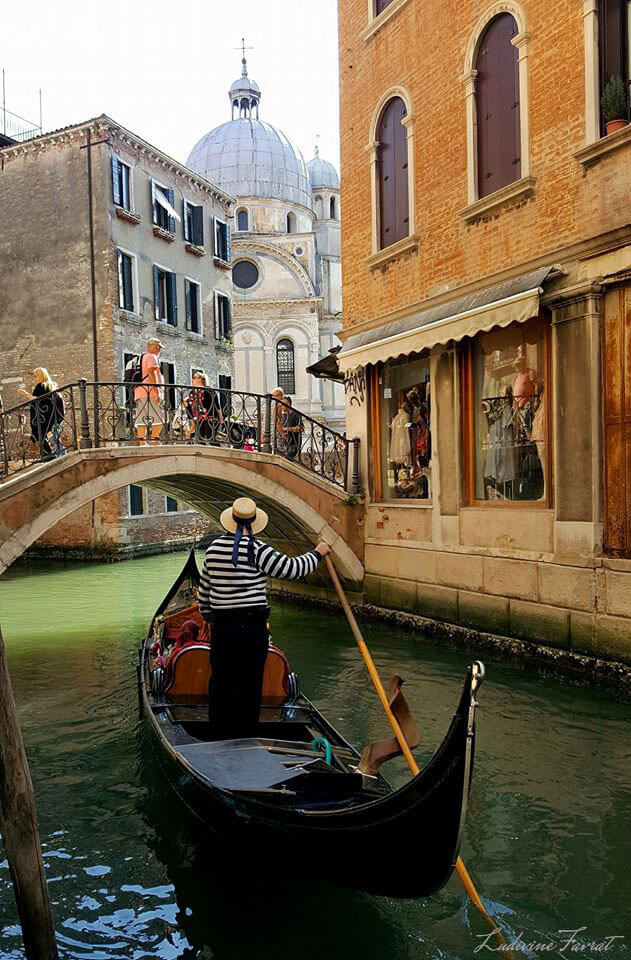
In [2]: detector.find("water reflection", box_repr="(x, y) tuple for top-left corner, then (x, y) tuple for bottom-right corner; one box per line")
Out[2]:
(0, 552), (630, 958)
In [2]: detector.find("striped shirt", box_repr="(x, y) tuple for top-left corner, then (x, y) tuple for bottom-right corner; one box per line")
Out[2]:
(198, 534), (321, 614)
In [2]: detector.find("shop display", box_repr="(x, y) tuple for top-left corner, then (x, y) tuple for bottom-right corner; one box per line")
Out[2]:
(380, 358), (432, 501)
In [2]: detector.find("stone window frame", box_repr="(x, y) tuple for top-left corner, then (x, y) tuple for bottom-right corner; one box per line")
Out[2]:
(116, 245), (140, 317)
(112, 153), (135, 214)
(127, 484), (146, 518)
(459, 1), (534, 219)
(365, 85), (418, 267)
(214, 289), (232, 341)
(361, 0), (414, 42)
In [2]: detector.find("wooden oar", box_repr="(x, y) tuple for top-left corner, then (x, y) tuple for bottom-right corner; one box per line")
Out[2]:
(324, 555), (507, 947)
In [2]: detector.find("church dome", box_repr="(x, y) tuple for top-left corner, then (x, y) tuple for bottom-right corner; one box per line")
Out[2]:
(307, 146), (340, 189)
(186, 57), (313, 210)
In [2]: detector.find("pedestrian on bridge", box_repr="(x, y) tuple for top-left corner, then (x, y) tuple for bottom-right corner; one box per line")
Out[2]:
(134, 337), (164, 445)
(17, 368), (65, 461)
(198, 496), (331, 740)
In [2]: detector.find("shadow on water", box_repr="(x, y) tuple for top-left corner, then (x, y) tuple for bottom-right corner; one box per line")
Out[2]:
(137, 725), (415, 960)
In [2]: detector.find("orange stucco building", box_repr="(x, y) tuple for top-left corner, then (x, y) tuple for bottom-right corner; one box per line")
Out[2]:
(336, 0), (631, 662)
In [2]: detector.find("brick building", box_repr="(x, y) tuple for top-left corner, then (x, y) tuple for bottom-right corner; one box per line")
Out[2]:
(337, 0), (631, 661)
(0, 115), (234, 557)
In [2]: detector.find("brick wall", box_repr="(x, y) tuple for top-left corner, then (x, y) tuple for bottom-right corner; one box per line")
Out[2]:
(338, 0), (631, 331)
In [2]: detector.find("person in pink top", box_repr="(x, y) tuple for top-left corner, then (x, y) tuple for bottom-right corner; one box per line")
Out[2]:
(134, 337), (164, 444)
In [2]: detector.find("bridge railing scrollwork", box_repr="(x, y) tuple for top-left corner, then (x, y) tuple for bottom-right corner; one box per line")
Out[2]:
(0, 380), (360, 494)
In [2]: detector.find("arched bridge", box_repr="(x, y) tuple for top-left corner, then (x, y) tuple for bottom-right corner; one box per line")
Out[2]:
(0, 381), (363, 581)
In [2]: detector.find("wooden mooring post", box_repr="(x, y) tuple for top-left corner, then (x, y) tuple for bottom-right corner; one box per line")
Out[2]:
(0, 627), (59, 959)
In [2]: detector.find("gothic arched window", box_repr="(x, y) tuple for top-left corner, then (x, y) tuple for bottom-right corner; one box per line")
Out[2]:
(237, 208), (249, 231)
(475, 14), (520, 198)
(377, 96), (409, 249)
(276, 338), (295, 394)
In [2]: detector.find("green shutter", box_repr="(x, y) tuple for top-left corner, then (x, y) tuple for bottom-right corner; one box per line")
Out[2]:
(193, 205), (204, 246)
(225, 222), (232, 263)
(210, 215), (216, 256)
(151, 180), (157, 225)
(123, 255), (134, 311)
(153, 265), (160, 320)
(167, 188), (176, 234)
(225, 297), (232, 336)
(183, 199), (190, 242)
(185, 280), (192, 330)
(167, 272), (178, 326)
(112, 156), (121, 205)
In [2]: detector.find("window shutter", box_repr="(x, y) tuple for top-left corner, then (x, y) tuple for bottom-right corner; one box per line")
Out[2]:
(213, 291), (219, 339)
(378, 99), (399, 249)
(183, 200), (190, 242)
(123, 255), (134, 311)
(192, 205), (204, 246)
(392, 97), (409, 243)
(225, 297), (232, 336)
(375, 0), (392, 13)
(117, 251), (124, 308)
(153, 265), (160, 320)
(151, 180), (157, 225)
(167, 272), (178, 326)
(210, 215), (216, 256)
(476, 14), (520, 199)
(112, 156), (121, 205)
(185, 280), (192, 330)
(167, 188), (176, 234)
(225, 222), (232, 263)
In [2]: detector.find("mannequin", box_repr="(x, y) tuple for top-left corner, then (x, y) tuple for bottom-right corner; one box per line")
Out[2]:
(389, 403), (410, 465)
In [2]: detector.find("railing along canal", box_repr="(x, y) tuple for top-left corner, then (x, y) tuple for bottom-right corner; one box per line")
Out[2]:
(0, 380), (360, 493)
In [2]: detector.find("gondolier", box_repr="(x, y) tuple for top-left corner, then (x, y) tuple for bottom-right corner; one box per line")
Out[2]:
(198, 497), (331, 740)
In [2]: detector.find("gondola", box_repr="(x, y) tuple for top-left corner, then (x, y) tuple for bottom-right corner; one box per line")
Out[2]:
(139, 549), (484, 899)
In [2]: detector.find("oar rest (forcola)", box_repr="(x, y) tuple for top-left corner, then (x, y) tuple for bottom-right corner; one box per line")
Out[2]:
(164, 643), (292, 704)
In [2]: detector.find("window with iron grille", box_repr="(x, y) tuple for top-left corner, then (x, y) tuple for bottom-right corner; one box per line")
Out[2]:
(276, 339), (295, 394)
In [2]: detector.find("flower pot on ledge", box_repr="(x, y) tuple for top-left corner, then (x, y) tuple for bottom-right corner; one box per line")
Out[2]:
(606, 118), (628, 135)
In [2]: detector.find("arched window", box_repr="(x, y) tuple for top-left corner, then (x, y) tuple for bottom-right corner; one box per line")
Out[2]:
(276, 338), (295, 394)
(475, 14), (520, 199)
(330, 196), (336, 219)
(237, 208), (249, 231)
(286, 211), (296, 233)
(314, 195), (323, 219)
(377, 97), (409, 249)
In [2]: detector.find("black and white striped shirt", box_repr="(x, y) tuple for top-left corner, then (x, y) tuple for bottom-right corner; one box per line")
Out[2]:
(198, 534), (321, 614)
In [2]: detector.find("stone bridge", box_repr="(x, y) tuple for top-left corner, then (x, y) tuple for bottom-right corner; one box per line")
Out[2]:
(0, 445), (365, 584)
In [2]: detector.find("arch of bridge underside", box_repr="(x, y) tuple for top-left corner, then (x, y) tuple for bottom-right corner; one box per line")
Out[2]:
(0, 448), (364, 584)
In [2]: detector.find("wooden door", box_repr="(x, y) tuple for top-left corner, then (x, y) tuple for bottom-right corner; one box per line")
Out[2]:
(603, 286), (631, 555)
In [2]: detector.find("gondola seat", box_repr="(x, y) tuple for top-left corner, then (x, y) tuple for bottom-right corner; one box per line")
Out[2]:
(164, 643), (291, 704)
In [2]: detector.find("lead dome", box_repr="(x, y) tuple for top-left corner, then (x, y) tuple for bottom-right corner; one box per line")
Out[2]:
(186, 59), (313, 210)
(307, 146), (340, 190)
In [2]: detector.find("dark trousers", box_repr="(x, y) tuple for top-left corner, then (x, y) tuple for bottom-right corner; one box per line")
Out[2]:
(208, 606), (269, 741)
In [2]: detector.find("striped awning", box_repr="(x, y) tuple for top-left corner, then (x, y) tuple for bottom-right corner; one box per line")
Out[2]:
(338, 266), (555, 374)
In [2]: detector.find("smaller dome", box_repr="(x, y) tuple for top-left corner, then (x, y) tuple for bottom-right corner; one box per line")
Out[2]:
(229, 75), (261, 98)
(307, 146), (340, 189)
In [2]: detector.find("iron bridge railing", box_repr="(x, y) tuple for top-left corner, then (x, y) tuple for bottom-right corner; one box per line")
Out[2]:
(0, 380), (360, 493)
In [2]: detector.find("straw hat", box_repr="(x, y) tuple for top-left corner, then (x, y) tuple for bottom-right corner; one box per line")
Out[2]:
(219, 497), (269, 535)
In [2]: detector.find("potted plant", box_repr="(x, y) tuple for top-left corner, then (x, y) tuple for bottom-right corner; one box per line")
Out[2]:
(601, 76), (629, 135)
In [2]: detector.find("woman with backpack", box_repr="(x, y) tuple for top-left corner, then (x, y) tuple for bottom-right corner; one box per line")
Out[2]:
(17, 368), (66, 461)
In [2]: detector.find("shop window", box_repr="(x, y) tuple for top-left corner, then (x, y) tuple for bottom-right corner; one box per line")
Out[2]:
(375, 356), (432, 501)
(475, 13), (521, 199)
(463, 319), (549, 504)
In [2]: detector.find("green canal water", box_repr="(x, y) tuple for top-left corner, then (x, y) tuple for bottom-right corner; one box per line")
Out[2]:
(0, 552), (630, 959)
